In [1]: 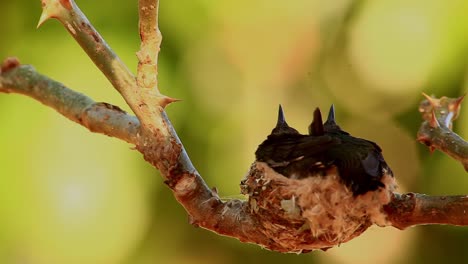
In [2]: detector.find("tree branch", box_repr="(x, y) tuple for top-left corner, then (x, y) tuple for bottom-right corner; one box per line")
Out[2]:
(4, 58), (468, 252)
(2, 0), (468, 254)
(417, 94), (468, 170)
(26, 0), (282, 252)
(38, 0), (174, 132)
(0, 57), (281, 251)
(0, 59), (139, 144)
(137, 0), (162, 91)
(384, 193), (468, 229)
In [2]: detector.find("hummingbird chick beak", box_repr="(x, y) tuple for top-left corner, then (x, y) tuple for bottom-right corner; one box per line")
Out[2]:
(270, 105), (300, 136)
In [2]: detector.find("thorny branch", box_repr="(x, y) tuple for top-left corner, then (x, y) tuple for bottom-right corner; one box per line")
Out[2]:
(1, 0), (468, 253)
(417, 93), (468, 171)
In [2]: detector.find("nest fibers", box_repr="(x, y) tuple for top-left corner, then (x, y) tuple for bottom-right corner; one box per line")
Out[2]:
(241, 162), (396, 253)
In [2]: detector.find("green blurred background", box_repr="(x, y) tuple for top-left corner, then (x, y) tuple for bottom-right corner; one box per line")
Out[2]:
(0, 0), (467, 263)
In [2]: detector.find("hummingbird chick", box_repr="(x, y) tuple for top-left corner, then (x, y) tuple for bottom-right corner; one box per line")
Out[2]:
(241, 105), (397, 253)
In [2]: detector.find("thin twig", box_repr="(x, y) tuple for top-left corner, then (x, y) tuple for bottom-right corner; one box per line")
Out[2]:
(417, 94), (468, 170)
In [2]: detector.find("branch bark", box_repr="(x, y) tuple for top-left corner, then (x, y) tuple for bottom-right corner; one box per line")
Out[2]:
(1, 0), (468, 254)
(417, 93), (468, 170)
(384, 193), (468, 229)
(137, 0), (162, 91)
(0, 60), (139, 144)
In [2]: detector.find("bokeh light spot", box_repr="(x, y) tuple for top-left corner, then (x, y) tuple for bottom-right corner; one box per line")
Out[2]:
(349, 0), (444, 91)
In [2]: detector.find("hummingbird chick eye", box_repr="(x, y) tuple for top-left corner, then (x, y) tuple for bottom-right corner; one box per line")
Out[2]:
(242, 105), (397, 253)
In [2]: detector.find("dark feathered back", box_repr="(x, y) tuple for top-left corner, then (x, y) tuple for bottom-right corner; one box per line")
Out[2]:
(255, 105), (393, 196)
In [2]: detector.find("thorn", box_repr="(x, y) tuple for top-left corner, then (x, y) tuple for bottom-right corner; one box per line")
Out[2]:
(429, 110), (440, 128)
(449, 94), (466, 114)
(37, 0), (73, 28)
(417, 133), (434, 153)
(421, 92), (431, 100)
(1, 57), (20, 73)
(37, 9), (52, 28)
(422, 92), (437, 108)
(158, 96), (181, 108)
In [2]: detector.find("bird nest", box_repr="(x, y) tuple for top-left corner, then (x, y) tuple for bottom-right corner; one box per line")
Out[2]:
(241, 161), (396, 252)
